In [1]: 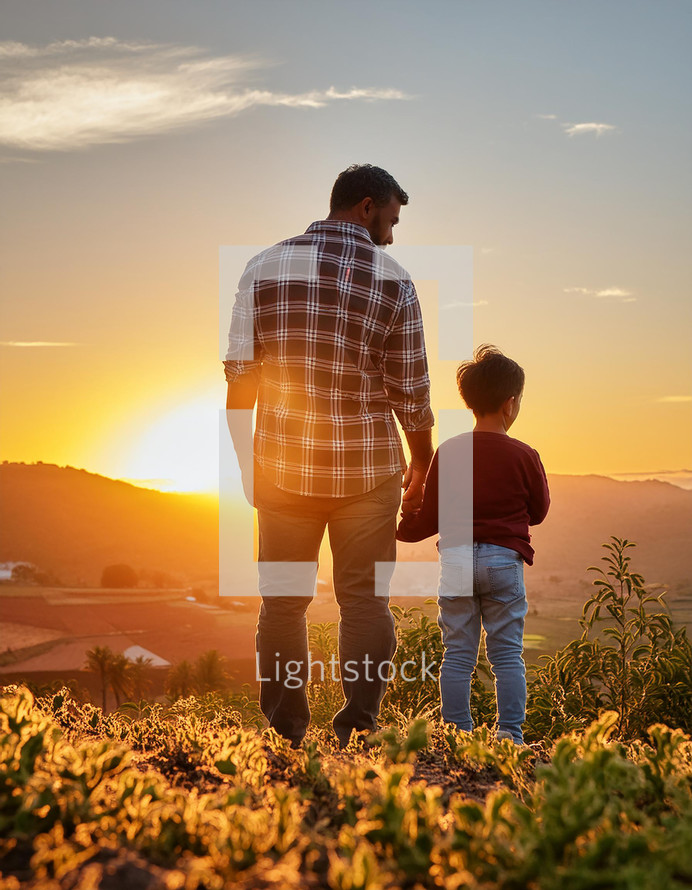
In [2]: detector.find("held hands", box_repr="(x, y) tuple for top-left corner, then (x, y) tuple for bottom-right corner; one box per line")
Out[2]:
(401, 463), (427, 516)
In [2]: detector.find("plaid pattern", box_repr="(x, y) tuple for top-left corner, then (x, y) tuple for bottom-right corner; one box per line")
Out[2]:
(224, 220), (434, 497)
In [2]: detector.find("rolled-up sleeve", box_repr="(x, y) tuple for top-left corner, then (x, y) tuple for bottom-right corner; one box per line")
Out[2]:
(223, 276), (263, 384)
(381, 281), (434, 431)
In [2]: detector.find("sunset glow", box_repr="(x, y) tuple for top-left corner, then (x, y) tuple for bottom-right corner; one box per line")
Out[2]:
(115, 394), (220, 492)
(0, 4), (689, 492)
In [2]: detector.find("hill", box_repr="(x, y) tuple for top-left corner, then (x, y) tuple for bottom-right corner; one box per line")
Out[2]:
(397, 472), (692, 584)
(0, 462), (218, 586)
(2, 462), (691, 596)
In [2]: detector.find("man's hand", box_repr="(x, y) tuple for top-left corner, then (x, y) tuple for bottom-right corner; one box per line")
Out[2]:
(401, 428), (434, 516)
(401, 463), (427, 515)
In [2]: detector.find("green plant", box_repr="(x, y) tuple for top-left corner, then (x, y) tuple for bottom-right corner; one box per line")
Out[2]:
(581, 536), (691, 737)
(3, 686), (692, 889)
(306, 622), (344, 729)
(526, 537), (692, 741)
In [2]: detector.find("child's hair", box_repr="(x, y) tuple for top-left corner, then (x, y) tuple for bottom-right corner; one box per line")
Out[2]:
(456, 344), (525, 416)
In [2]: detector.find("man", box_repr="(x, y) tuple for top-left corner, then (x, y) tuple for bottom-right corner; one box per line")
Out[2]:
(224, 164), (434, 747)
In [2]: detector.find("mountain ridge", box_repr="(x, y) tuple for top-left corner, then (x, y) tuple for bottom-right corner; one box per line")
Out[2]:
(2, 461), (691, 589)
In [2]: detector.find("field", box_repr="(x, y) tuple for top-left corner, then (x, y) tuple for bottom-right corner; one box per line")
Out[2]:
(2, 538), (692, 889)
(1, 686), (691, 889)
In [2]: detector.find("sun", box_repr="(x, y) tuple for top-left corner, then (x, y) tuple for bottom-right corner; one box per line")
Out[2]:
(118, 392), (221, 493)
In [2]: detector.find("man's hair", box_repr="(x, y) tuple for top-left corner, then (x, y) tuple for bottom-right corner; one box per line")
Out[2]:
(329, 164), (409, 212)
(456, 344), (525, 416)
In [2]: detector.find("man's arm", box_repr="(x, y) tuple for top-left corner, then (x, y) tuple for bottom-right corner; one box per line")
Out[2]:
(225, 368), (260, 505)
(380, 280), (435, 514)
(224, 263), (263, 503)
(226, 370), (260, 411)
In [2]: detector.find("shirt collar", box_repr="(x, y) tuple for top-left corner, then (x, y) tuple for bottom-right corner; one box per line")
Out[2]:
(305, 220), (374, 244)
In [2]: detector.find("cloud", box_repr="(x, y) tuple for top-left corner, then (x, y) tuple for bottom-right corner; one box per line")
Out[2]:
(657, 395), (692, 403)
(562, 122), (616, 137)
(592, 287), (632, 298)
(563, 286), (635, 302)
(0, 341), (79, 346)
(441, 300), (488, 308)
(0, 38), (410, 152)
(0, 155), (38, 163)
(534, 114), (617, 137)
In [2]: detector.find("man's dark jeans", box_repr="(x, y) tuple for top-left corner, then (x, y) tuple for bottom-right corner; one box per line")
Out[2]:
(254, 471), (400, 747)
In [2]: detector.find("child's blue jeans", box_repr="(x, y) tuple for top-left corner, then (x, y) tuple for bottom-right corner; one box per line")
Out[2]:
(436, 542), (528, 743)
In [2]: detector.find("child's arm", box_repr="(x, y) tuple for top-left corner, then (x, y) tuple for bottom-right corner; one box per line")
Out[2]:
(528, 450), (550, 526)
(396, 449), (440, 542)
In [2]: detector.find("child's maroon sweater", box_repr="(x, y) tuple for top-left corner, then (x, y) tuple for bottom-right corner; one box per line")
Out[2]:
(396, 431), (550, 565)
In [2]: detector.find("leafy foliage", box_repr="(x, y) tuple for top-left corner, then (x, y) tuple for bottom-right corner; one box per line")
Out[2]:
(1, 688), (691, 889)
(2, 537), (691, 887)
(526, 537), (692, 742)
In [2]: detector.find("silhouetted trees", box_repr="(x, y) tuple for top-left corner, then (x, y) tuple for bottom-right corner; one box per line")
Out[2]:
(166, 650), (231, 699)
(128, 655), (154, 700)
(84, 646), (153, 709)
(100, 564), (138, 588)
(9, 563), (60, 586)
(86, 645), (232, 709)
(84, 646), (114, 711)
(165, 659), (196, 699)
(108, 653), (132, 707)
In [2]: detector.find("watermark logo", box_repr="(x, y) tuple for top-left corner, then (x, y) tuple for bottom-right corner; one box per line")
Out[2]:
(256, 649), (439, 688)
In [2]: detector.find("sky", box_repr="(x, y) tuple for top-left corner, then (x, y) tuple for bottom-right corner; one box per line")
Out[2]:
(1, 0), (690, 492)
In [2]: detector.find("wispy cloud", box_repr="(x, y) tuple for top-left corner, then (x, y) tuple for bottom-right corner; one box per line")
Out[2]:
(0, 341), (79, 347)
(0, 38), (410, 152)
(592, 287), (632, 298)
(564, 286), (635, 303)
(441, 300), (489, 308)
(0, 155), (39, 164)
(534, 113), (617, 138)
(563, 122), (616, 137)
(657, 395), (692, 403)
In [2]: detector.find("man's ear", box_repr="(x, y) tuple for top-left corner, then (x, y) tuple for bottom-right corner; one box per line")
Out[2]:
(360, 197), (375, 218)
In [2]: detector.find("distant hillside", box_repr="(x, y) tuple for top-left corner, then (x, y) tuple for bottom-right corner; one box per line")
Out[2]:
(2, 463), (691, 591)
(395, 474), (692, 590)
(529, 474), (692, 586)
(0, 463), (218, 586)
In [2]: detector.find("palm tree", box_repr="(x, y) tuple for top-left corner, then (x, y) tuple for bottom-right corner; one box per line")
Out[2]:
(84, 645), (114, 711)
(194, 649), (230, 694)
(108, 653), (132, 707)
(166, 659), (196, 699)
(128, 655), (153, 701)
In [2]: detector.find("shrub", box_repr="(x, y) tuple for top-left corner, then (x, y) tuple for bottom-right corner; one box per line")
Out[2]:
(2, 686), (691, 889)
(526, 537), (692, 742)
(100, 564), (138, 588)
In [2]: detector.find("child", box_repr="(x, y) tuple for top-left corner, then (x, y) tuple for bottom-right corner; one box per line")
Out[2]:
(397, 344), (550, 743)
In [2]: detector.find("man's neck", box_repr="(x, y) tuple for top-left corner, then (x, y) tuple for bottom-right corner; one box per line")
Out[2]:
(326, 210), (366, 226)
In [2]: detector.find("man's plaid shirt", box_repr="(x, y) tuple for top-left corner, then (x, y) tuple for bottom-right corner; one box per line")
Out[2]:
(224, 220), (434, 497)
